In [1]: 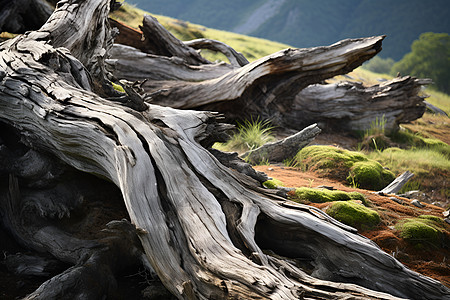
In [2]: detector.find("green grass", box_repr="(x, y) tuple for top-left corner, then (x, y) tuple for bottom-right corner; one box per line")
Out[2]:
(424, 89), (450, 115)
(368, 148), (450, 176)
(388, 129), (450, 158)
(367, 147), (450, 197)
(213, 118), (275, 153)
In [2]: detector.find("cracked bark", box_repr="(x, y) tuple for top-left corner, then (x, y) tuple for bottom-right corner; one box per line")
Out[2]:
(0, 0), (449, 299)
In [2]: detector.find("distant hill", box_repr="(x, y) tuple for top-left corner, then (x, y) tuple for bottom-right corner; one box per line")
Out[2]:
(128, 0), (450, 61)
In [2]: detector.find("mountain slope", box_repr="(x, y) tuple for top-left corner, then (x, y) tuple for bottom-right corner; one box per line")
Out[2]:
(128, 0), (450, 60)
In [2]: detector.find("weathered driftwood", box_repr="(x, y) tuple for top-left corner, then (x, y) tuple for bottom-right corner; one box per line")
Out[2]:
(111, 16), (241, 67)
(287, 77), (431, 131)
(139, 15), (211, 66)
(241, 123), (322, 164)
(1, 1), (449, 299)
(378, 171), (415, 195)
(108, 15), (430, 132)
(112, 35), (385, 118)
(184, 38), (250, 67)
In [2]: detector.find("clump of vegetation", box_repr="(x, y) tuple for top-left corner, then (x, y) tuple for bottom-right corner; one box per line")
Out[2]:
(214, 118), (275, 153)
(347, 161), (395, 191)
(290, 187), (366, 205)
(294, 146), (394, 190)
(395, 215), (447, 247)
(326, 201), (381, 230)
(367, 146), (450, 197)
(358, 115), (393, 151)
(263, 179), (284, 189)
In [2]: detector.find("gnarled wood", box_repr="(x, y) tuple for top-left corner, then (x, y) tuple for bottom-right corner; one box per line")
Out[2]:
(286, 77), (431, 131)
(114, 35), (385, 117)
(184, 38), (250, 67)
(139, 14), (211, 65)
(1, 1), (449, 299)
(109, 16), (430, 132)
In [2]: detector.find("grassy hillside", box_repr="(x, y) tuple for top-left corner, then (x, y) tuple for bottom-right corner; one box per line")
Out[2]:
(128, 0), (450, 60)
(111, 3), (289, 62)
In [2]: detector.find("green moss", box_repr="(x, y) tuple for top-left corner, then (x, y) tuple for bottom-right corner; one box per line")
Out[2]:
(347, 161), (395, 191)
(111, 82), (125, 93)
(347, 191), (367, 201)
(388, 130), (450, 158)
(295, 146), (394, 190)
(291, 187), (367, 205)
(326, 201), (381, 230)
(263, 179), (284, 189)
(394, 215), (449, 248)
(418, 215), (445, 226)
(395, 216), (443, 246)
(295, 146), (366, 170)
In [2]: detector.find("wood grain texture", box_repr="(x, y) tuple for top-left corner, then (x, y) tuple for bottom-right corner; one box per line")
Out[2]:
(0, 1), (449, 299)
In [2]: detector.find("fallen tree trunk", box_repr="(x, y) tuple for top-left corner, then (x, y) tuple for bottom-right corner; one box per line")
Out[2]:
(1, 1), (449, 299)
(108, 15), (429, 132)
(287, 77), (431, 131)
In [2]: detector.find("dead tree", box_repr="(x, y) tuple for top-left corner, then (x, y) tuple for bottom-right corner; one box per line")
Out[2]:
(108, 16), (429, 132)
(1, 1), (449, 299)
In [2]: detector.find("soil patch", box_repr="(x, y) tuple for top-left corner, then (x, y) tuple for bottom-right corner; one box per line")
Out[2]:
(254, 165), (450, 287)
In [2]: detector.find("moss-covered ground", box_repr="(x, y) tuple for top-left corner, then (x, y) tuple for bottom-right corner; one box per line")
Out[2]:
(395, 215), (448, 248)
(294, 145), (395, 191)
(289, 187), (366, 205)
(326, 201), (381, 230)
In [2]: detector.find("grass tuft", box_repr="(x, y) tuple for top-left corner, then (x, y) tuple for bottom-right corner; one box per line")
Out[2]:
(214, 118), (275, 153)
